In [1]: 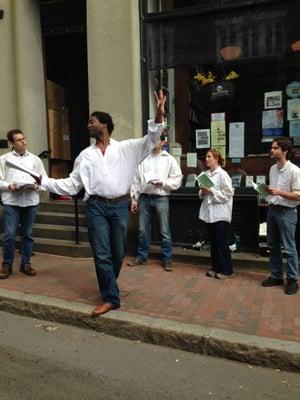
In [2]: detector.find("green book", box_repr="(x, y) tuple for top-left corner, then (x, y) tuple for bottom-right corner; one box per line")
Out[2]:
(196, 172), (214, 189)
(252, 181), (268, 199)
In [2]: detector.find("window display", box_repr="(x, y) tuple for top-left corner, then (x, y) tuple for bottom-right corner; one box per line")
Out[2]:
(143, 0), (300, 178)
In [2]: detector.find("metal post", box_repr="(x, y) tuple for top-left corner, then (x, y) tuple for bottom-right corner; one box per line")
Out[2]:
(74, 195), (80, 244)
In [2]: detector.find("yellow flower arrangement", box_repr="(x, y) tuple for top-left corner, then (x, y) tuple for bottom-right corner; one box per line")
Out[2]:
(224, 70), (240, 80)
(193, 70), (240, 85)
(193, 71), (216, 85)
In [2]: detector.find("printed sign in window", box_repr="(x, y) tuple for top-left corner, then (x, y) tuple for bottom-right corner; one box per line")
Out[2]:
(195, 129), (210, 149)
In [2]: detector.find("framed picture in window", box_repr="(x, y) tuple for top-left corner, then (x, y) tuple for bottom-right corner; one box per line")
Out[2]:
(231, 175), (242, 187)
(195, 129), (210, 149)
(264, 91), (282, 109)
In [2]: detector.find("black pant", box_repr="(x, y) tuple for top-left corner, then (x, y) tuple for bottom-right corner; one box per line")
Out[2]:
(206, 221), (233, 275)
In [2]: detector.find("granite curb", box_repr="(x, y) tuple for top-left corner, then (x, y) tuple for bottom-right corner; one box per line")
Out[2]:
(0, 288), (299, 372)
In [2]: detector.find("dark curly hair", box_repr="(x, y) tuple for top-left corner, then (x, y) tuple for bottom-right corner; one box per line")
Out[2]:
(90, 111), (114, 135)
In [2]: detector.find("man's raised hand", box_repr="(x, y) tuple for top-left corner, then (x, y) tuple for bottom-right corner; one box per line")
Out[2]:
(154, 89), (166, 123)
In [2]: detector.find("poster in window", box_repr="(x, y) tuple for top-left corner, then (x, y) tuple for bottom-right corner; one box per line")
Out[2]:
(195, 129), (210, 149)
(211, 112), (225, 122)
(289, 120), (300, 137)
(264, 91), (282, 109)
(186, 152), (197, 168)
(287, 99), (300, 120)
(245, 175), (254, 187)
(256, 175), (266, 184)
(286, 81), (300, 99)
(229, 122), (244, 158)
(262, 109), (283, 137)
(211, 121), (226, 146)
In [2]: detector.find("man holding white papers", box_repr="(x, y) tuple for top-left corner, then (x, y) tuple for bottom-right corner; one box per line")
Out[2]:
(128, 137), (182, 271)
(198, 149), (234, 279)
(261, 138), (300, 295)
(0, 129), (46, 279)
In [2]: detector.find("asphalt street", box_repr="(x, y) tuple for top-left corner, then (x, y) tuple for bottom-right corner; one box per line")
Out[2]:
(0, 311), (299, 400)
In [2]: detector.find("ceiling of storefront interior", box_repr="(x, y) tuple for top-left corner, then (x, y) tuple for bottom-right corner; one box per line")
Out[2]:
(39, 0), (86, 34)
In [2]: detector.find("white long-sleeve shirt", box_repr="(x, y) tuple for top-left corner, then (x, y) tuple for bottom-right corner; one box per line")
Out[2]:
(130, 150), (182, 200)
(0, 150), (47, 207)
(199, 166), (234, 223)
(42, 119), (164, 200)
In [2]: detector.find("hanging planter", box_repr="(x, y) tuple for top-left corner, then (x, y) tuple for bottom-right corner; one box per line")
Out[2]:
(220, 46), (242, 61)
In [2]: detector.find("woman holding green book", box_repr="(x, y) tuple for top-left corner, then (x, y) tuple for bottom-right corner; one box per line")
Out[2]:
(198, 149), (234, 279)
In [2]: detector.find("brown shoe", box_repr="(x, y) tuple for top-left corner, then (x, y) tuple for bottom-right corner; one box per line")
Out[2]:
(0, 263), (12, 279)
(127, 258), (147, 267)
(162, 260), (172, 271)
(91, 302), (120, 317)
(20, 263), (36, 276)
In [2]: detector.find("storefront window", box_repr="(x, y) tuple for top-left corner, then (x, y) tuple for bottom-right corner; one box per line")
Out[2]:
(146, 0), (249, 14)
(142, 0), (300, 178)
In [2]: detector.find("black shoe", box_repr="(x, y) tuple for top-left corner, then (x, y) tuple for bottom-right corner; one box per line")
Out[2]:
(261, 276), (284, 287)
(162, 260), (172, 271)
(285, 279), (299, 295)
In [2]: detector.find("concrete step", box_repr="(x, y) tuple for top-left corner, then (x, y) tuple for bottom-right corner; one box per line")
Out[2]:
(0, 200), (91, 258)
(33, 223), (89, 242)
(0, 236), (92, 258)
(33, 237), (92, 258)
(39, 200), (85, 214)
(35, 211), (86, 227)
(148, 245), (270, 271)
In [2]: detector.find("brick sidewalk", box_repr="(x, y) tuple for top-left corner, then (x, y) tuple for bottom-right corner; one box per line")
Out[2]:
(0, 252), (299, 342)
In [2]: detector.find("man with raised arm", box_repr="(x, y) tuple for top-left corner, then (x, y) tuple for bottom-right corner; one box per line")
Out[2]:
(40, 91), (166, 315)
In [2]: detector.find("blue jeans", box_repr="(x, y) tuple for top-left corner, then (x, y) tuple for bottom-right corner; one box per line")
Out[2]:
(206, 221), (233, 275)
(267, 206), (299, 280)
(2, 204), (37, 266)
(137, 194), (172, 262)
(85, 197), (129, 306)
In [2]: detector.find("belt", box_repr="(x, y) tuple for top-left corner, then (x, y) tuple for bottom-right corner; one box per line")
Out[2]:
(269, 204), (295, 211)
(141, 193), (167, 198)
(89, 194), (129, 204)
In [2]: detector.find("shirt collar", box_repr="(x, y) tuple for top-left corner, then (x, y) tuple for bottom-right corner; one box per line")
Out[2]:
(12, 149), (29, 157)
(208, 166), (222, 176)
(158, 150), (169, 156)
(92, 138), (117, 149)
(277, 160), (290, 172)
